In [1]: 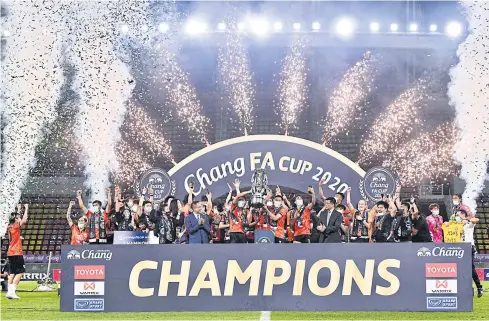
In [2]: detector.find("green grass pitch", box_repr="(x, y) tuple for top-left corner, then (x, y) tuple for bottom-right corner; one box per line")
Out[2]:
(1, 281), (488, 320)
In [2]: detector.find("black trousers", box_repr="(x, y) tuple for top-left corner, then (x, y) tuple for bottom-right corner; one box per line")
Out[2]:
(472, 247), (482, 289)
(230, 232), (247, 243)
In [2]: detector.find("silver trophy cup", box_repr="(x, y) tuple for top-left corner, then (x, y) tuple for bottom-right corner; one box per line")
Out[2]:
(251, 169), (268, 207)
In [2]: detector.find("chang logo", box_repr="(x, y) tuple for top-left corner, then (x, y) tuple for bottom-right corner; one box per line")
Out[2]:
(257, 237), (272, 243)
(136, 168), (176, 204)
(67, 250), (81, 259)
(417, 247), (432, 257)
(360, 167), (398, 201)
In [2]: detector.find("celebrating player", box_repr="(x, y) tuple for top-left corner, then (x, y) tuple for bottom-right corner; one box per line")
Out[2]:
(6, 204), (28, 300)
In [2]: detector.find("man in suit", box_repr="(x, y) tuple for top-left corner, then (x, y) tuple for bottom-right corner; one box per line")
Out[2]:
(185, 201), (211, 244)
(317, 197), (343, 243)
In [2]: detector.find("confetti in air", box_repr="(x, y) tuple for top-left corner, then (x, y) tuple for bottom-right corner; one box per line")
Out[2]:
(448, 1), (489, 214)
(383, 123), (456, 185)
(218, 21), (255, 135)
(276, 38), (308, 135)
(0, 1), (65, 236)
(358, 79), (429, 165)
(322, 52), (376, 146)
(159, 49), (211, 145)
(68, 1), (148, 202)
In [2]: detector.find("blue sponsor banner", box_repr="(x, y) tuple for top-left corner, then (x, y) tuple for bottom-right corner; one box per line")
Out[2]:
(255, 230), (275, 243)
(74, 299), (105, 311)
(485, 269), (489, 281)
(474, 254), (489, 262)
(113, 231), (149, 245)
(61, 243), (472, 312)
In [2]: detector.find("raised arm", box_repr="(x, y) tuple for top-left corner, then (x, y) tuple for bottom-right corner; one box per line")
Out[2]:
(206, 190), (213, 213)
(307, 186), (316, 209)
(225, 183), (233, 205)
(115, 186), (122, 212)
(346, 187), (355, 211)
(106, 187), (112, 212)
(232, 190), (252, 204)
(148, 185), (154, 204)
(394, 185), (402, 210)
(410, 196), (418, 214)
(77, 190), (88, 215)
(233, 179), (241, 195)
(318, 179), (327, 200)
(67, 200), (75, 227)
(20, 204), (28, 227)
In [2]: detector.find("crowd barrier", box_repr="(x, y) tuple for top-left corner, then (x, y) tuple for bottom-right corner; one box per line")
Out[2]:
(60, 243), (473, 312)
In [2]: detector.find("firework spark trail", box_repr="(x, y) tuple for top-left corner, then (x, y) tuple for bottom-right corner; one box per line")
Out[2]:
(68, 1), (148, 202)
(448, 2), (489, 214)
(358, 79), (429, 165)
(277, 38), (308, 136)
(0, 1), (65, 235)
(158, 48), (211, 145)
(115, 140), (152, 187)
(383, 122), (456, 185)
(322, 52), (376, 146)
(218, 22), (255, 135)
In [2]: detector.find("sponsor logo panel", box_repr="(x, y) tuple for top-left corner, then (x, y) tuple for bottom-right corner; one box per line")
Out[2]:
(426, 279), (457, 294)
(417, 246), (465, 258)
(74, 281), (105, 296)
(476, 268), (484, 282)
(74, 299), (105, 311)
(74, 265), (105, 280)
(67, 249), (112, 261)
(485, 269), (489, 281)
(426, 297), (457, 310)
(425, 263), (457, 278)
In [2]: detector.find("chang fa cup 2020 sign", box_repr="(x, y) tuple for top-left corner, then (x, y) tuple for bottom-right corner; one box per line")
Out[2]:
(136, 135), (397, 202)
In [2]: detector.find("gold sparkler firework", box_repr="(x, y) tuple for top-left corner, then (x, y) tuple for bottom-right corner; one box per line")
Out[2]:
(115, 102), (175, 186)
(276, 38), (308, 136)
(358, 78), (430, 165)
(322, 51), (376, 146)
(159, 48), (211, 145)
(218, 21), (255, 135)
(382, 122), (456, 185)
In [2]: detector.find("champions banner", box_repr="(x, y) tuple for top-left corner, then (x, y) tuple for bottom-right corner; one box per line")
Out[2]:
(60, 243), (472, 312)
(136, 135), (398, 203)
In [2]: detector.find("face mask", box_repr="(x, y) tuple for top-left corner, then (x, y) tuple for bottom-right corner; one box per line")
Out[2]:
(453, 200), (460, 206)
(274, 201), (281, 208)
(127, 201), (133, 208)
(335, 197), (341, 204)
(455, 216), (462, 223)
(78, 223), (85, 230)
(144, 206), (152, 213)
(296, 200), (303, 207)
(92, 205), (99, 212)
(432, 210), (439, 216)
(238, 201), (245, 208)
(266, 201), (273, 207)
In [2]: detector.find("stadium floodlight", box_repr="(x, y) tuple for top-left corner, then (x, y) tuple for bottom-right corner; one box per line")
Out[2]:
(293, 22), (301, 30)
(120, 24), (129, 33)
(446, 21), (462, 37)
(335, 18), (355, 38)
(217, 22), (226, 31)
(185, 19), (208, 35)
(158, 23), (169, 33)
(141, 25), (149, 32)
(238, 22), (245, 31)
(370, 22), (380, 32)
(429, 24), (438, 32)
(273, 21), (283, 31)
(409, 23), (418, 32)
(312, 22), (321, 31)
(390, 23), (398, 32)
(250, 18), (270, 36)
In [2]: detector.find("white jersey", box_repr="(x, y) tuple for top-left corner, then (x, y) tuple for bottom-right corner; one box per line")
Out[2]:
(463, 222), (475, 245)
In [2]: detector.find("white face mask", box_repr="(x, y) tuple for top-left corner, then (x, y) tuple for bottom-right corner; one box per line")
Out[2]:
(453, 200), (460, 206)
(238, 201), (245, 208)
(266, 201), (273, 207)
(432, 210), (439, 216)
(455, 216), (462, 223)
(127, 201), (133, 208)
(274, 201), (282, 208)
(92, 205), (99, 213)
(144, 206), (152, 213)
(335, 197), (341, 204)
(78, 223), (85, 230)
(296, 200), (303, 207)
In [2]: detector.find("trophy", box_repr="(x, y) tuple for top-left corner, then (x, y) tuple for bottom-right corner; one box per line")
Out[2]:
(251, 169), (269, 207)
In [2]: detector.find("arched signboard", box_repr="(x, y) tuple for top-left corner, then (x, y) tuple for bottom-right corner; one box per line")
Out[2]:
(164, 135), (367, 202)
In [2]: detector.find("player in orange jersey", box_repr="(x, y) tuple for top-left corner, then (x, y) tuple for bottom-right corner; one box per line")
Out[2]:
(6, 204), (28, 300)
